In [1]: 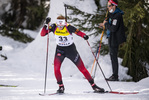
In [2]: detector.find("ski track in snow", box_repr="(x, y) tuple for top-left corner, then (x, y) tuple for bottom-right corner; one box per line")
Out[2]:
(0, 0), (149, 100)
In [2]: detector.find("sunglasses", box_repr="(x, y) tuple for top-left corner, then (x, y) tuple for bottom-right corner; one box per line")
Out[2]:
(108, 5), (112, 7)
(57, 25), (64, 28)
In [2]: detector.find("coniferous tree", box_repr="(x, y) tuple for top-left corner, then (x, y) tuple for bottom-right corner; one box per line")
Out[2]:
(2, 0), (49, 29)
(118, 0), (149, 82)
(0, 0), (49, 43)
(67, 0), (109, 54)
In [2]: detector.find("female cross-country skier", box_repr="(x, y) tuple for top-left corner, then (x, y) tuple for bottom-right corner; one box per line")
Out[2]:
(40, 15), (105, 93)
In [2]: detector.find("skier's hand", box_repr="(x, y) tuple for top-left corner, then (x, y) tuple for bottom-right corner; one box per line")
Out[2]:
(83, 35), (89, 40)
(99, 20), (107, 29)
(44, 24), (48, 30)
(99, 23), (104, 29)
(46, 17), (51, 24)
(103, 20), (107, 25)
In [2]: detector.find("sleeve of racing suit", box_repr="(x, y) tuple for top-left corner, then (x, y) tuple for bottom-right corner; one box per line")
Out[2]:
(40, 24), (56, 36)
(68, 25), (86, 38)
(40, 25), (49, 36)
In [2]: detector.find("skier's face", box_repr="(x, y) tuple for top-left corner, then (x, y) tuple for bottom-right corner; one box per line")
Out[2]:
(57, 19), (65, 30)
(57, 25), (64, 30)
(107, 2), (115, 13)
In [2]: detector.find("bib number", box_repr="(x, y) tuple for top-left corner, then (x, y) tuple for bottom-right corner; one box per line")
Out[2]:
(55, 35), (73, 46)
(59, 36), (68, 42)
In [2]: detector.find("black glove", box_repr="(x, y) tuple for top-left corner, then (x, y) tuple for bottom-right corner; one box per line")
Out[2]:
(46, 17), (51, 24)
(44, 24), (48, 29)
(0, 46), (2, 51)
(83, 35), (89, 40)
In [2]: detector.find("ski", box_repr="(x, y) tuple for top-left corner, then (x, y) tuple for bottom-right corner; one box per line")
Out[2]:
(84, 91), (139, 94)
(0, 84), (17, 87)
(39, 92), (64, 96)
(84, 91), (108, 94)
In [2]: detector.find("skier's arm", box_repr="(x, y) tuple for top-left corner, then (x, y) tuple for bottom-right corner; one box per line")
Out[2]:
(40, 25), (49, 36)
(68, 25), (88, 40)
(75, 30), (89, 40)
(75, 29), (86, 38)
(41, 17), (52, 36)
(40, 24), (57, 36)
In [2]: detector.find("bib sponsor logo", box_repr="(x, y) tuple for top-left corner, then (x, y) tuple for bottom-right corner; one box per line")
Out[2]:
(56, 31), (68, 34)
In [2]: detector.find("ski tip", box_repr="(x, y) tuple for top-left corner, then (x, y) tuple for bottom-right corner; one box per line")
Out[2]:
(109, 91), (139, 94)
(39, 92), (59, 96)
(0, 84), (18, 87)
(39, 93), (45, 96)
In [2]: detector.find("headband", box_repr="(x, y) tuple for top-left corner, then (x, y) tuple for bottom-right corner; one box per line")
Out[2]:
(109, 0), (118, 6)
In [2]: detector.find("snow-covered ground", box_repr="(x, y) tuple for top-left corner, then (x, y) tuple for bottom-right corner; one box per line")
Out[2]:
(0, 0), (149, 100)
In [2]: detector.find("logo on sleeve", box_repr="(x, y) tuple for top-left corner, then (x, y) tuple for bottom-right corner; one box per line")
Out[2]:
(112, 19), (117, 25)
(57, 53), (61, 56)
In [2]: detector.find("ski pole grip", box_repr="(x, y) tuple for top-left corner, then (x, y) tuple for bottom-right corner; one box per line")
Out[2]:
(46, 17), (51, 24)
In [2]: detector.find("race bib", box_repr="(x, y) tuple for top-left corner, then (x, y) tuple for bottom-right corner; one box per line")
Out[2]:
(54, 26), (74, 46)
(55, 35), (73, 46)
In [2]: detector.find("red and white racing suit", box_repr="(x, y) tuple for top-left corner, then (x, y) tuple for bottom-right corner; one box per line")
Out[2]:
(41, 23), (93, 85)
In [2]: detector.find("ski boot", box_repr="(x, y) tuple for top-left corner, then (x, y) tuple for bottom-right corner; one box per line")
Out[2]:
(57, 84), (65, 93)
(106, 75), (119, 81)
(92, 83), (105, 93)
